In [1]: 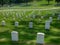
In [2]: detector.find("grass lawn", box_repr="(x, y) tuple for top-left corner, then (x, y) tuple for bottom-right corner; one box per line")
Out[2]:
(0, 9), (60, 45)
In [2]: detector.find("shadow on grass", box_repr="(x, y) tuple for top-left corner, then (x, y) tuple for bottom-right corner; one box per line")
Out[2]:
(40, 4), (51, 6)
(0, 41), (19, 45)
(10, 41), (19, 45)
(50, 38), (60, 44)
(0, 30), (11, 39)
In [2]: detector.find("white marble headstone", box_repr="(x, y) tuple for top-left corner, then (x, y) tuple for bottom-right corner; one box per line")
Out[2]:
(1, 20), (6, 26)
(29, 22), (33, 28)
(57, 15), (60, 20)
(11, 31), (19, 41)
(36, 32), (45, 44)
(49, 17), (52, 23)
(45, 21), (50, 30)
(15, 21), (19, 27)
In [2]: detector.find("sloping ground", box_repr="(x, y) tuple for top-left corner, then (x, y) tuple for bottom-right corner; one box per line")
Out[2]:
(0, 10), (60, 45)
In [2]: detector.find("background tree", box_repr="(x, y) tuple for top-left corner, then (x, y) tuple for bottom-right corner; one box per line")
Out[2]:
(55, 0), (60, 3)
(46, 0), (53, 5)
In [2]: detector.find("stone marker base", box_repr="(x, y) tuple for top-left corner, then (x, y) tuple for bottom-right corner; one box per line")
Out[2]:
(1, 25), (5, 27)
(36, 43), (44, 45)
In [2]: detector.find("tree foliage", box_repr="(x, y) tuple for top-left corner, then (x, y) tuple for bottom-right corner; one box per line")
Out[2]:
(55, 0), (60, 3)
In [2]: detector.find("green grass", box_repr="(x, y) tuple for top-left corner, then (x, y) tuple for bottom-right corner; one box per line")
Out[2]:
(0, 9), (60, 45)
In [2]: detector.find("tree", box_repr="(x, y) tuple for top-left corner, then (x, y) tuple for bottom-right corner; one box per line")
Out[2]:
(46, 0), (53, 5)
(55, 0), (60, 3)
(0, 0), (34, 6)
(0, 0), (4, 6)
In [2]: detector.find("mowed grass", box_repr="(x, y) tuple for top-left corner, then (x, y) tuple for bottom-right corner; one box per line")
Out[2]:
(0, 0), (58, 9)
(0, 10), (60, 45)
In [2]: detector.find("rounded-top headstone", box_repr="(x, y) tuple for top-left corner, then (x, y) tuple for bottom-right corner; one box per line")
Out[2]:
(11, 31), (18, 41)
(37, 33), (45, 35)
(29, 21), (33, 28)
(11, 31), (18, 34)
(15, 21), (19, 27)
(36, 32), (45, 45)
(45, 21), (50, 30)
(1, 20), (6, 26)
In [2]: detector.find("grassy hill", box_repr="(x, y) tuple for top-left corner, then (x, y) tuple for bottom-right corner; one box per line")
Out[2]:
(0, 9), (60, 45)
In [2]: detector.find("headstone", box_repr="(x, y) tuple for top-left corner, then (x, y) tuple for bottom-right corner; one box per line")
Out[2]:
(36, 32), (45, 45)
(29, 22), (33, 28)
(45, 21), (50, 30)
(57, 15), (60, 20)
(15, 21), (19, 27)
(1, 20), (6, 26)
(11, 31), (19, 41)
(49, 17), (52, 23)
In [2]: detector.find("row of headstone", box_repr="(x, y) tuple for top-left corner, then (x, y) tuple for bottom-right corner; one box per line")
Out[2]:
(3, 14), (53, 19)
(1, 20), (50, 30)
(11, 31), (45, 45)
(49, 14), (60, 21)
(1, 20), (33, 28)
(1, 20), (19, 27)
(1, 14), (60, 30)
(1, 12), (60, 20)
